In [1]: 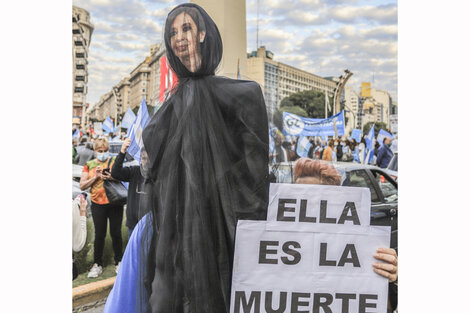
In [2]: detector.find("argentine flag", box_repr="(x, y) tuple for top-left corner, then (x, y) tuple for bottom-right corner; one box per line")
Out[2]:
(121, 107), (137, 129)
(364, 124), (375, 164)
(296, 136), (312, 158)
(127, 98), (150, 162)
(377, 129), (394, 146)
(102, 116), (114, 134)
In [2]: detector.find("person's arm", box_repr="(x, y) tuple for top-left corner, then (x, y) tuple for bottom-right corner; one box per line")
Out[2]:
(110, 138), (132, 182)
(238, 83), (269, 220)
(72, 196), (88, 252)
(79, 165), (100, 190)
(376, 147), (385, 167)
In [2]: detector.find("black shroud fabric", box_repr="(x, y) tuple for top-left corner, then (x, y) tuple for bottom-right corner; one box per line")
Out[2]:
(138, 3), (269, 313)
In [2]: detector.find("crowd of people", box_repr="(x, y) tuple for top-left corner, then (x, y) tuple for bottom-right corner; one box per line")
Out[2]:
(72, 128), (150, 279)
(269, 129), (397, 168)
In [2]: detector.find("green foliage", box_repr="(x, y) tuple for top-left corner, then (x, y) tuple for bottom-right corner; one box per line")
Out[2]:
(280, 105), (309, 117)
(363, 122), (389, 137)
(280, 89), (333, 119)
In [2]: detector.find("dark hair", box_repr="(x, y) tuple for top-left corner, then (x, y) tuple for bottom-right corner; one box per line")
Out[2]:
(164, 3), (222, 78)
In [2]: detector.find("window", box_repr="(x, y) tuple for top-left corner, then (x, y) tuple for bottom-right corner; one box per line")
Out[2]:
(76, 52), (85, 58)
(342, 170), (380, 202)
(370, 170), (398, 202)
(72, 29), (80, 34)
(76, 76), (85, 81)
(75, 41), (83, 46)
(76, 64), (85, 70)
(74, 87), (84, 93)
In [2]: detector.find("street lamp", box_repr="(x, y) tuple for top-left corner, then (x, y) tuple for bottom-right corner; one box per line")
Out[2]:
(333, 70), (353, 115)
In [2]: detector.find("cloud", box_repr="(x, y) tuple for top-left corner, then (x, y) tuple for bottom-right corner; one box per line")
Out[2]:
(330, 4), (397, 25)
(74, 0), (397, 105)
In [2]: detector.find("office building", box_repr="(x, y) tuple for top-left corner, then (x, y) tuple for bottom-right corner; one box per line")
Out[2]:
(72, 6), (94, 126)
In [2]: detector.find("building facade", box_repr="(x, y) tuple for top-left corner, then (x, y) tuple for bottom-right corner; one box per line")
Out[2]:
(191, 0), (247, 79)
(343, 86), (360, 134)
(87, 44), (165, 124)
(246, 46), (338, 120)
(72, 6), (94, 126)
(355, 87), (392, 131)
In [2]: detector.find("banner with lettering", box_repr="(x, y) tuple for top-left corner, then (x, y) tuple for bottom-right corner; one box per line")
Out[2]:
(230, 183), (390, 313)
(282, 111), (345, 137)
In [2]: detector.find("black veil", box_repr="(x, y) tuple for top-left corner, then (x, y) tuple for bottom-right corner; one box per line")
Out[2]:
(136, 3), (269, 313)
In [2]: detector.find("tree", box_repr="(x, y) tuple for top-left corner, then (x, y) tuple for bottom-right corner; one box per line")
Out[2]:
(363, 122), (388, 138)
(280, 89), (333, 119)
(271, 106), (309, 130)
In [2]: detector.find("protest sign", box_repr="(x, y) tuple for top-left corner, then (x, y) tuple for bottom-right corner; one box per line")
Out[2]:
(93, 122), (103, 135)
(350, 129), (362, 142)
(283, 111), (345, 137)
(230, 183), (390, 313)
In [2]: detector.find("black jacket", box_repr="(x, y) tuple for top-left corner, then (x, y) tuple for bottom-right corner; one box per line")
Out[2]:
(110, 152), (144, 229)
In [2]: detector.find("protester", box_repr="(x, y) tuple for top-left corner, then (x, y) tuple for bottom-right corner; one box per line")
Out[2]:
(293, 158), (398, 312)
(341, 138), (353, 161)
(376, 137), (394, 168)
(110, 138), (150, 239)
(271, 132), (287, 163)
(75, 142), (95, 166)
(358, 136), (366, 164)
(104, 4), (269, 312)
(314, 139), (324, 160)
(307, 137), (316, 159)
(80, 137), (123, 278)
(282, 140), (297, 161)
(72, 193), (88, 280)
(334, 138), (343, 161)
(76, 136), (87, 153)
(72, 139), (78, 164)
(322, 139), (336, 162)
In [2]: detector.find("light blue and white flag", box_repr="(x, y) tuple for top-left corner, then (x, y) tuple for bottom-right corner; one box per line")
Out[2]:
(269, 126), (277, 156)
(121, 107), (137, 129)
(127, 98), (150, 162)
(364, 124), (375, 164)
(102, 116), (114, 134)
(365, 124), (375, 151)
(72, 128), (80, 140)
(377, 129), (395, 146)
(296, 136), (312, 158)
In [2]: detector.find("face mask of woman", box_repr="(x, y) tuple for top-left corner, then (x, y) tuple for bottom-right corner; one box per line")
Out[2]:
(96, 152), (109, 162)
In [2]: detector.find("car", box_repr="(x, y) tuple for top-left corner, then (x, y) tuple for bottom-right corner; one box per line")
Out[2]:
(384, 152), (398, 181)
(269, 161), (398, 252)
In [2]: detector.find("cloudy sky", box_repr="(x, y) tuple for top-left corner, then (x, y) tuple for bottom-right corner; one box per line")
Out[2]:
(73, 0), (397, 107)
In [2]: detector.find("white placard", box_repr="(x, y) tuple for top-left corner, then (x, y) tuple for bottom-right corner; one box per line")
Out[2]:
(267, 184), (371, 234)
(230, 184), (391, 313)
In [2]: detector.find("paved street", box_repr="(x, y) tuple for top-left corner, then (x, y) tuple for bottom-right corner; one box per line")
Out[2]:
(74, 298), (106, 313)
